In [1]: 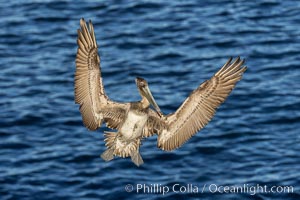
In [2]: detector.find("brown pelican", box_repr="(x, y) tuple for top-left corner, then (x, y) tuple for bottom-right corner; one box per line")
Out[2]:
(75, 18), (247, 166)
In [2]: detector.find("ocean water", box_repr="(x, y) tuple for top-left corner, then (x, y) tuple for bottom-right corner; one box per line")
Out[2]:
(0, 0), (299, 199)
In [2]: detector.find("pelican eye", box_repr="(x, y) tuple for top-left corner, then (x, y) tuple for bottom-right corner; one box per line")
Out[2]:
(140, 81), (147, 87)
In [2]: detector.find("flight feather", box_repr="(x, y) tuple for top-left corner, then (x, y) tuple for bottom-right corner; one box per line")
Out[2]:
(155, 57), (247, 151)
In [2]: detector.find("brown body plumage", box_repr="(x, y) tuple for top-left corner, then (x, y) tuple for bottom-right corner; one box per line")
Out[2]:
(75, 18), (247, 166)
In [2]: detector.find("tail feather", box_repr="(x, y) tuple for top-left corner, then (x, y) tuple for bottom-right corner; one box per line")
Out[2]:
(101, 131), (117, 162)
(131, 150), (144, 167)
(102, 131), (144, 166)
(101, 148), (114, 161)
(104, 131), (117, 148)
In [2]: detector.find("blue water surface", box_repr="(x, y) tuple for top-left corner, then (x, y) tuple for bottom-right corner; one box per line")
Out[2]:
(0, 0), (299, 199)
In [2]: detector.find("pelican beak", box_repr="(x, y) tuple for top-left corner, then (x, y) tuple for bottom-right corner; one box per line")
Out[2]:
(142, 85), (163, 117)
(136, 77), (163, 117)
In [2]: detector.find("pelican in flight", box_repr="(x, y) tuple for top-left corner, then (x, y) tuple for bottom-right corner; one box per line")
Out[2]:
(75, 19), (247, 166)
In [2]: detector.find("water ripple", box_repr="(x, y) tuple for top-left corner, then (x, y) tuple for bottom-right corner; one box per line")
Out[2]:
(0, 0), (299, 199)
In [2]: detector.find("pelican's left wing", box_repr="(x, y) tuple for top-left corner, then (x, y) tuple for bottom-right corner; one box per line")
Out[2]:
(147, 57), (246, 151)
(75, 18), (129, 130)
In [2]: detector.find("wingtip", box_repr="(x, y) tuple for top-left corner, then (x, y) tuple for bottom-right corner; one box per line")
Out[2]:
(237, 56), (247, 64)
(241, 58), (246, 65)
(216, 56), (247, 77)
(88, 19), (94, 30)
(80, 18), (87, 27)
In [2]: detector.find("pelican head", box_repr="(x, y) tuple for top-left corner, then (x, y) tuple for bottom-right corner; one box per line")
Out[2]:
(136, 77), (162, 115)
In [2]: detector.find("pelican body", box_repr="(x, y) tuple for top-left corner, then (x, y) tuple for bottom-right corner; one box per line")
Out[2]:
(101, 78), (162, 166)
(75, 19), (247, 166)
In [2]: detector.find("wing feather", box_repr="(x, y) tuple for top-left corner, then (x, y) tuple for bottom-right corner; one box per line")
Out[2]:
(142, 110), (166, 138)
(75, 18), (128, 131)
(156, 57), (247, 151)
(102, 106), (129, 130)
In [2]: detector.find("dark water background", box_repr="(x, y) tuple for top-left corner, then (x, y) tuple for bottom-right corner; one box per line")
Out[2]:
(0, 0), (299, 199)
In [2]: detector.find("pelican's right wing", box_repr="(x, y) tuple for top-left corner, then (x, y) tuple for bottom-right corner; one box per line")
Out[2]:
(156, 57), (247, 151)
(75, 18), (129, 130)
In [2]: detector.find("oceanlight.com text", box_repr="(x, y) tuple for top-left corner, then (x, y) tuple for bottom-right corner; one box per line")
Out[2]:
(124, 183), (294, 196)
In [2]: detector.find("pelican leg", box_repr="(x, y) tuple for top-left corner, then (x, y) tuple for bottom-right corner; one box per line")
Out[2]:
(101, 147), (115, 162)
(130, 149), (144, 167)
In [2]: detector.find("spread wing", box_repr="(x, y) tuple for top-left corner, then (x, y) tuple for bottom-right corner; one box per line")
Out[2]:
(75, 18), (129, 131)
(146, 57), (246, 151)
